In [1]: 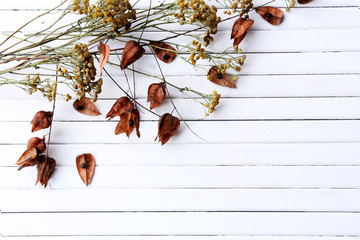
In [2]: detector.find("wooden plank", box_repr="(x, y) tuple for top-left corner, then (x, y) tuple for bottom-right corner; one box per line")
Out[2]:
(2, 212), (360, 236)
(1, 166), (360, 189)
(2, 52), (359, 78)
(1, 29), (359, 53)
(1, 75), (359, 100)
(0, 0), (358, 9)
(2, 237), (360, 240)
(0, 120), (359, 144)
(1, 189), (360, 212)
(2, 143), (360, 167)
(0, 8), (358, 33)
(1, 97), (360, 122)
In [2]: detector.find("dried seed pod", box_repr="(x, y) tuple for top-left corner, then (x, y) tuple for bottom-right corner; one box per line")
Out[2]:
(16, 147), (38, 170)
(31, 111), (53, 132)
(106, 96), (134, 120)
(297, 0), (313, 4)
(27, 137), (46, 153)
(99, 42), (110, 76)
(155, 113), (180, 145)
(255, 7), (284, 25)
(36, 156), (56, 188)
(207, 67), (236, 88)
(115, 109), (140, 138)
(147, 82), (166, 109)
(73, 97), (101, 116)
(231, 18), (254, 46)
(150, 41), (176, 63)
(120, 40), (145, 69)
(76, 153), (95, 186)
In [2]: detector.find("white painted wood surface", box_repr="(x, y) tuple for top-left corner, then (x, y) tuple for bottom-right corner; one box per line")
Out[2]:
(0, 0), (360, 239)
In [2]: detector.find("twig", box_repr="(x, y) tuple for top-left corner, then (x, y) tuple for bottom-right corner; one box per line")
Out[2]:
(148, 45), (206, 141)
(93, 55), (161, 117)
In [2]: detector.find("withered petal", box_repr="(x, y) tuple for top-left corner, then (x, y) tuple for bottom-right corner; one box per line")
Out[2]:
(76, 153), (95, 186)
(99, 42), (110, 76)
(255, 6), (284, 25)
(73, 97), (101, 116)
(207, 67), (236, 88)
(147, 82), (166, 110)
(114, 109), (140, 138)
(36, 156), (56, 188)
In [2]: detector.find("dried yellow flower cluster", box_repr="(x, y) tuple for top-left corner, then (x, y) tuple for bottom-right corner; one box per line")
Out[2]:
(231, 0), (254, 18)
(71, 0), (136, 36)
(71, 43), (102, 101)
(174, 0), (221, 47)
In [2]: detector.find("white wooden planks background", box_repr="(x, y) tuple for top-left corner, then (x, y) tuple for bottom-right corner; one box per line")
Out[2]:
(0, 0), (360, 239)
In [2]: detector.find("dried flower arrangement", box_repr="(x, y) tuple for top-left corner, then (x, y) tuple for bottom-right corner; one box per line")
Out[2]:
(1, 0), (312, 187)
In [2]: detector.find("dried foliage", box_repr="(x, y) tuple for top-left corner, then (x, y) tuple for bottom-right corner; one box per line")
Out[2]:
(255, 7), (284, 25)
(231, 18), (254, 46)
(297, 0), (313, 4)
(156, 113), (180, 145)
(207, 67), (236, 88)
(106, 97), (134, 120)
(76, 153), (96, 186)
(147, 82), (166, 109)
(150, 42), (176, 63)
(16, 147), (38, 170)
(99, 42), (110, 76)
(36, 156), (56, 188)
(115, 109), (140, 138)
(120, 40), (145, 69)
(31, 111), (53, 132)
(27, 137), (46, 153)
(73, 97), (101, 116)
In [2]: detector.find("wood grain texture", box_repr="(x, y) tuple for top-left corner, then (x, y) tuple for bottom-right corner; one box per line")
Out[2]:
(0, 0), (359, 238)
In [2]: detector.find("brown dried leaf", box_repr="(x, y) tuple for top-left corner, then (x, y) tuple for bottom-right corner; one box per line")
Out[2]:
(255, 6), (284, 25)
(120, 40), (145, 70)
(106, 97), (134, 120)
(297, 0), (312, 4)
(150, 41), (176, 63)
(231, 18), (254, 46)
(31, 111), (53, 132)
(99, 42), (110, 76)
(155, 113), (180, 145)
(73, 97), (101, 116)
(147, 82), (166, 109)
(207, 67), (236, 88)
(27, 137), (46, 153)
(36, 156), (56, 188)
(16, 147), (38, 170)
(115, 109), (140, 138)
(76, 153), (96, 186)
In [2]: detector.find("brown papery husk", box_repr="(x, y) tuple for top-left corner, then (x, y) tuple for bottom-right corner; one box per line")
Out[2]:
(73, 97), (101, 116)
(120, 40), (145, 69)
(147, 82), (166, 109)
(207, 67), (236, 88)
(76, 153), (95, 186)
(155, 113), (180, 145)
(150, 41), (176, 63)
(31, 111), (53, 132)
(106, 96), (134, 120)
(255, 6), (284, 25)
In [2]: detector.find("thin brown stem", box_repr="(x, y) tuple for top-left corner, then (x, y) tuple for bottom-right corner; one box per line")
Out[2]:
(94, 55), (161, 117)
(148, 45), (205, 141)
